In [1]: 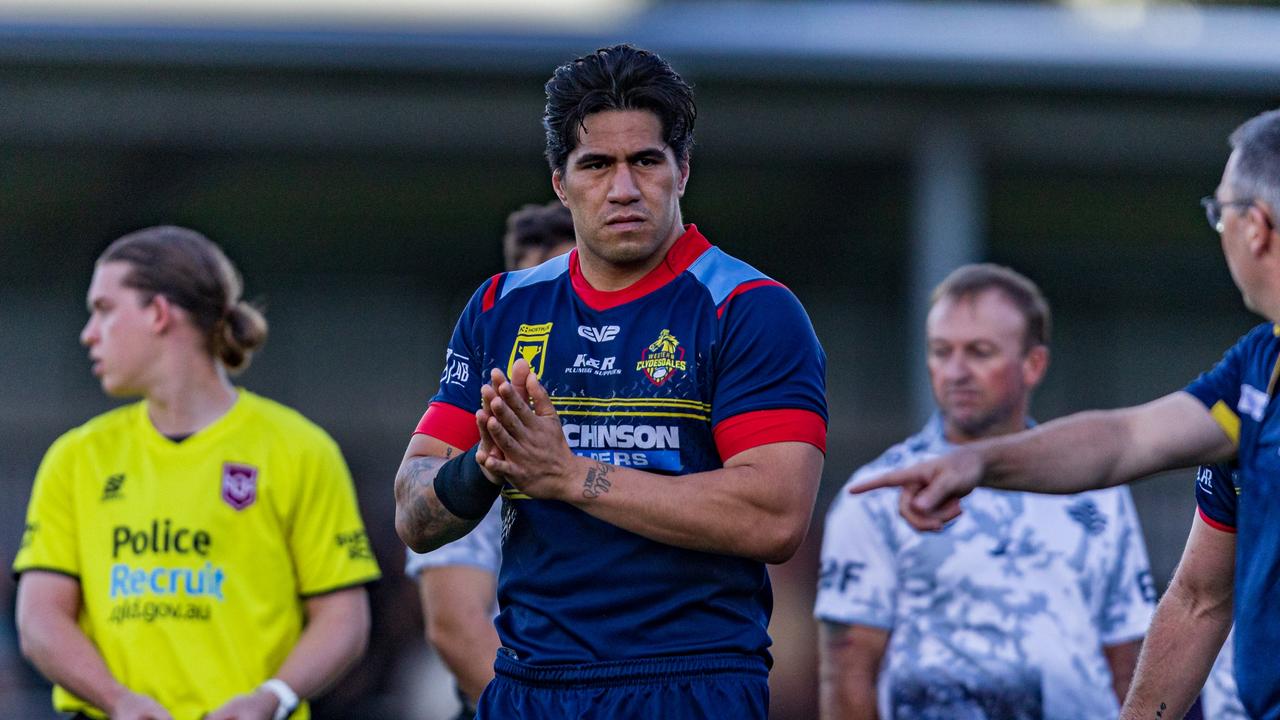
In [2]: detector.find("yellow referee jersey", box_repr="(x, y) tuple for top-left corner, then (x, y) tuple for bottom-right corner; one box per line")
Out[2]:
(13, 389), (382, 720)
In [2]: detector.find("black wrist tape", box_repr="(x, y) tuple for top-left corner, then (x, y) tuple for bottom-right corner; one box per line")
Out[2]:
(433, 446), (501, 520)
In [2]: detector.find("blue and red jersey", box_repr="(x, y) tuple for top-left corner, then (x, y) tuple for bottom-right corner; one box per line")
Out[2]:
(415, 225), (827, 666)
(1185, 322), (1280, 719)
(1194, 462), (1238, 533)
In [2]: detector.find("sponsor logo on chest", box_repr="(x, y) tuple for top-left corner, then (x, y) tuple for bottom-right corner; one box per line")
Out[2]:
(567, 353), (620, 376)
(562, 423), (682, 470)
(578, 324), (620, 343)
(636, 329), (687, 387)
(509, 322), (553, 377)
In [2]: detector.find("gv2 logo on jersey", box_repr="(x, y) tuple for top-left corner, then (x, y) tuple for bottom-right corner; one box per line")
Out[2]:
(221, 463), (258, 511)
(578, 324), (620, 343)
(509, 322), (553, 378)
(636, 329), (687, 387)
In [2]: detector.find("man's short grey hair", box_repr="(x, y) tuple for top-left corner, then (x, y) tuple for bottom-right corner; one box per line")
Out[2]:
(1229, 109), (1280, 217)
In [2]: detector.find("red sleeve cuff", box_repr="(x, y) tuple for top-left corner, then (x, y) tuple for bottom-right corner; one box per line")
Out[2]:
(414, 402), (480, 450)
(1197, 506), (1236, 534)
(713, 408), (827, 461)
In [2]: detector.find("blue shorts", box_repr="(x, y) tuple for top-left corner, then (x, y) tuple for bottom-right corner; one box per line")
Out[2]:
(476, 652), (769, 719)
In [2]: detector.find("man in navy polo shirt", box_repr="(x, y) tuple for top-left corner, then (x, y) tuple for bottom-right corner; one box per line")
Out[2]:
(394, 44), (827, 719)
(853, 108), (1280, 720)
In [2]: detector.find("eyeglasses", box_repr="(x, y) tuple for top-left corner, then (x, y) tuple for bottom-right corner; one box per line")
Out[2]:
(1201, 196), (1256, 233)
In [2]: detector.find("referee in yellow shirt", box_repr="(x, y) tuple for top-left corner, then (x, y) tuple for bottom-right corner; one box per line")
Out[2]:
(13, 226), (381, 720)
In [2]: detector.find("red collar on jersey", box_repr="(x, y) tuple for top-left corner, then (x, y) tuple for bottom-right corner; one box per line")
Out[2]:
(569, 224), (711, 312)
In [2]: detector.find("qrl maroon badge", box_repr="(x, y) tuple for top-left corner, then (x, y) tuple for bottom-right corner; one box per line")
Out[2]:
(221, 462), (258, 511)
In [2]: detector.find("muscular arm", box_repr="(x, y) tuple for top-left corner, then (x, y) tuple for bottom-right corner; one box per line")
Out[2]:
(855, 393), (1235, 530)
(1119, 513), (1235, 720)
(819, 621), (888, 720)
(478, 361), (823, 563)
(565, 442), (822, 564)
(394, 435), (480, 553)
(418, 566), (500, 704)
(980, 393), (1234, 493)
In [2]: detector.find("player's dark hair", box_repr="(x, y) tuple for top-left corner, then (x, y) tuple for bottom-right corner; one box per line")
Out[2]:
(931, 263), (1051, 351)
(543, 44), (696, 171)
(1229, 109), (1280, 221)
(503, 201), (576, 270)
(99, 226), (268, 373)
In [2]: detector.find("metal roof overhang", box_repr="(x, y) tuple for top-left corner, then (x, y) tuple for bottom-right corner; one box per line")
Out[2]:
(0, 1), (1275, 165)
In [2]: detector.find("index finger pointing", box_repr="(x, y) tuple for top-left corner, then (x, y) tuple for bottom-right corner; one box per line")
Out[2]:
(849, 466), (926, 494)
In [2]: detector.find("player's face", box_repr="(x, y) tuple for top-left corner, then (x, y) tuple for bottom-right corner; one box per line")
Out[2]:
(552, 109), (689, 278)
(926, 290), (1047, 443)
(80, 261), (160, 397)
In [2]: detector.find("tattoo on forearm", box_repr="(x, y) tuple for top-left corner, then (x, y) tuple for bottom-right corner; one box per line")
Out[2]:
(582, 461), (613, 499)
(1155, 702), (1166, 718)
(395, 455), (469, 538)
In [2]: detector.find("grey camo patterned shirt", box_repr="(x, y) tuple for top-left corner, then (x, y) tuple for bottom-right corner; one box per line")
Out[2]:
(816, 416), (1155, 720)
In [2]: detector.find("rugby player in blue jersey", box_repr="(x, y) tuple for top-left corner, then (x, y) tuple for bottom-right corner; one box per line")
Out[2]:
(405, 201), (575, 720)
(854, 108), (1280, 720)
(394, 45), (827, 718)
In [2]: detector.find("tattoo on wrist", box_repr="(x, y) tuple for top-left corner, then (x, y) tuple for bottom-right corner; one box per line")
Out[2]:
(582, 461), (613, 499)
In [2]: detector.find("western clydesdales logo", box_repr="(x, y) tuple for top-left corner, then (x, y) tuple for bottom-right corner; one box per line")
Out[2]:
(636, 329), (687, 387)
(508, 322), (553, 378)
(221, 462), (258, 511)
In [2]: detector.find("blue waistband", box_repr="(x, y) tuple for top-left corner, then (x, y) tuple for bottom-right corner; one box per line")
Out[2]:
(493, 652), (768, 688)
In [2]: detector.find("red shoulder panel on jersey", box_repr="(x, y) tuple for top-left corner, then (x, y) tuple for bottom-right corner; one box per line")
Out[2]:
(713, 408), (827, 461)
(716, 280), (787, 318)
(1197, 506), (1237, 534)
(414, 401), (481, 450)
(481, 273), (505, 312)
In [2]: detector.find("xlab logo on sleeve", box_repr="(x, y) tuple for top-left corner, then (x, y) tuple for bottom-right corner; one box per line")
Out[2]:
(221, 463), (258, 511)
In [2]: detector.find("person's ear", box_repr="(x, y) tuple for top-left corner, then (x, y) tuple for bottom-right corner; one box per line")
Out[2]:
(1022, 344), (1049, 389)
(676, 159), (690, 198)
(552, 168), (569, 207)
(148, 294), (175, 335)
(1248, 200), (1276, 256)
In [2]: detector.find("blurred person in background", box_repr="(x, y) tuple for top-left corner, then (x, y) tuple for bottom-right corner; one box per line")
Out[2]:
(13, 226), (380, 720)
(816, 264), (1154, 719)
(500, 200), (578, 273)
(852, 109), (1280, 720)
(405, 200), (574, 719)
(395, 44), (827, 719)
